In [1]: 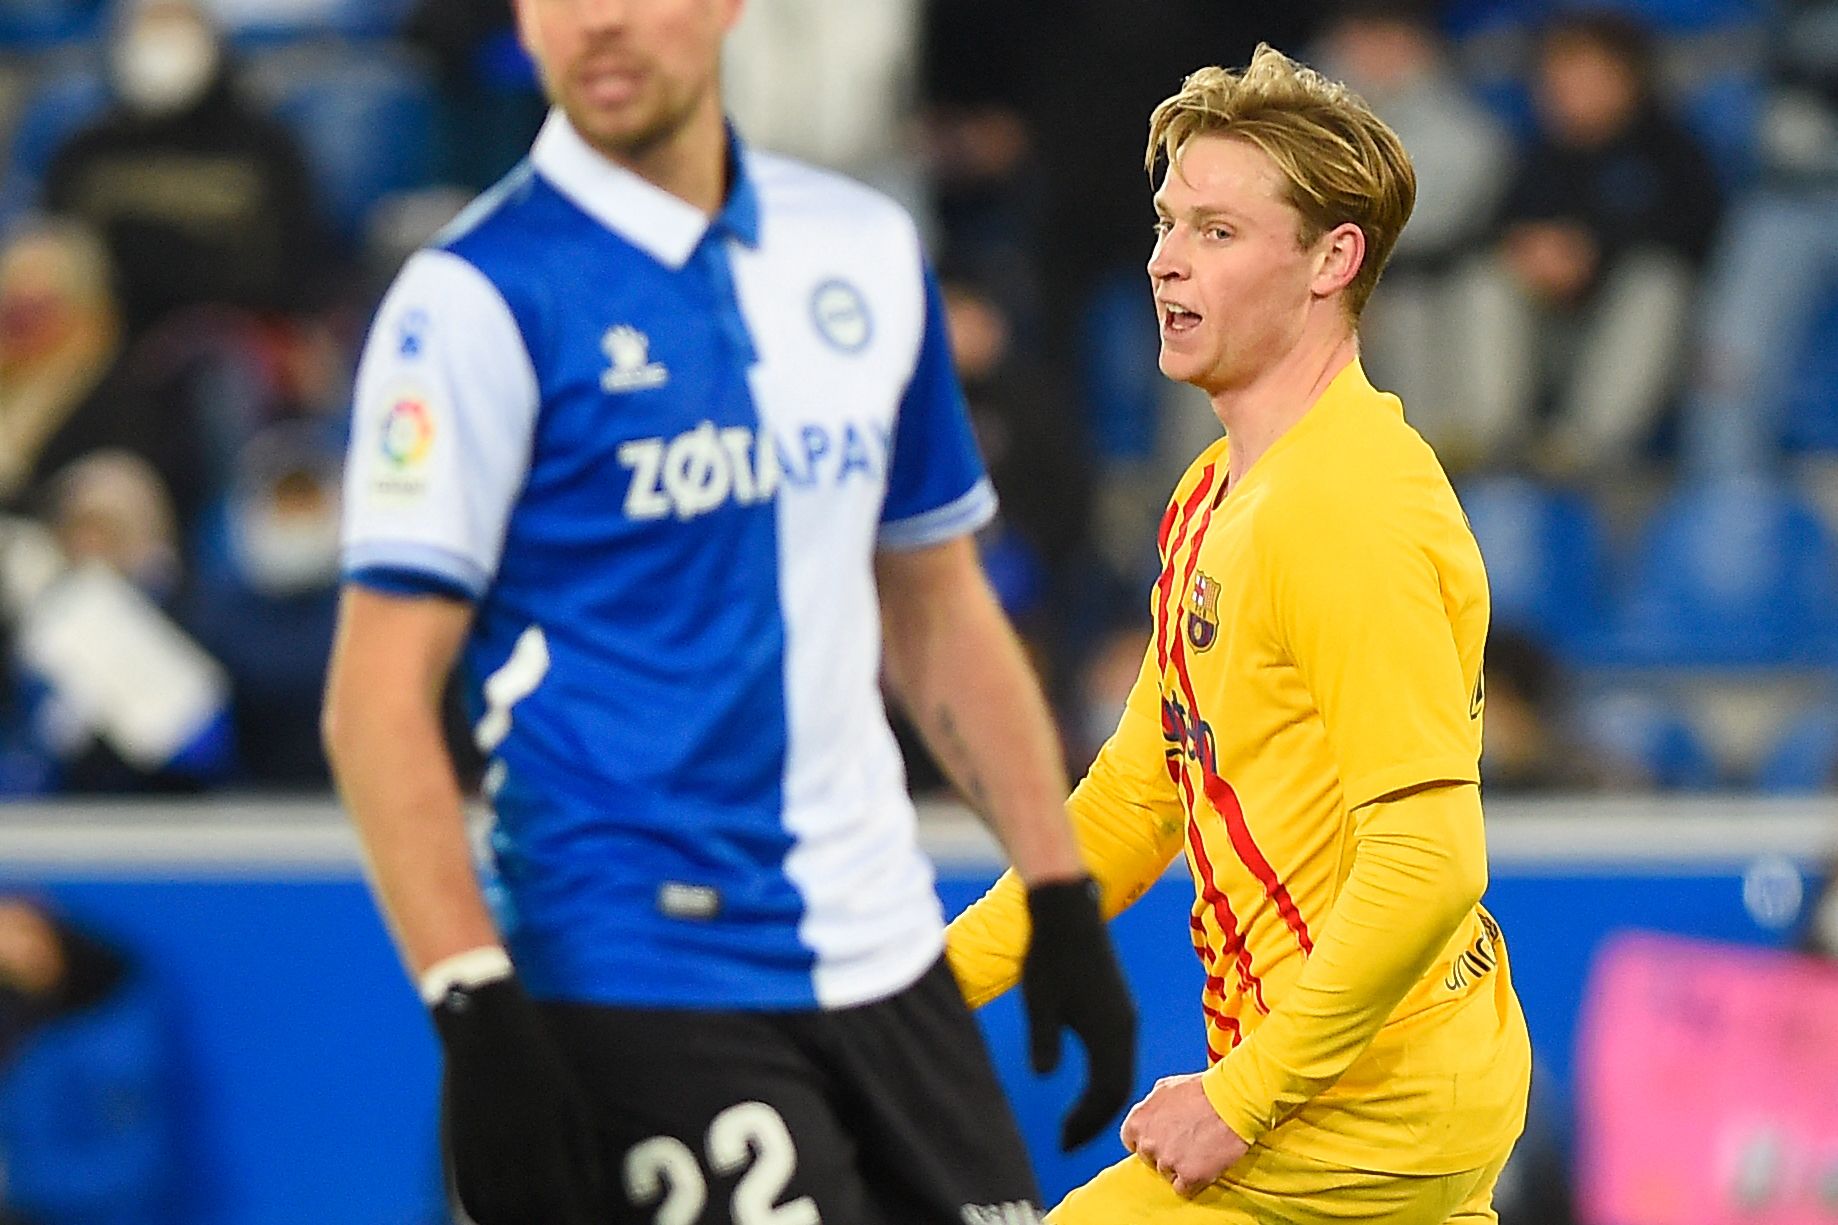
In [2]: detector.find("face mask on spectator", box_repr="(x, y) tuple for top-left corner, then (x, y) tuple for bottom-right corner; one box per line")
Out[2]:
(233, 497), (341, 597)
(112, 14), (220, 117)
(0, 290), (66, 366)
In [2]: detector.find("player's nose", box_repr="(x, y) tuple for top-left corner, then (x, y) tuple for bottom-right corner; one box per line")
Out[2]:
(1147, 234), (1186, 283)
(575, 0), (632, 34)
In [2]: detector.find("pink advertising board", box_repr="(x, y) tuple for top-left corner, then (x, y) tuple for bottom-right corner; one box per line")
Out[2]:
(1577, 932), (1838, 1224)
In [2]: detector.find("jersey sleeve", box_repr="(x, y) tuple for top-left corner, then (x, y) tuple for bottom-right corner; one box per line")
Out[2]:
(876, 264), (997, 551)
(945, 640), (1186, 1007)
(1262, 485), (1479, 811)
(340, 249), (540, 601)
(1201, 781), (1488, 1144)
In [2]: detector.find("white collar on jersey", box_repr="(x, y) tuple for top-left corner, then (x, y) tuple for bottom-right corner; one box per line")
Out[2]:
(529, 109), (714, 270)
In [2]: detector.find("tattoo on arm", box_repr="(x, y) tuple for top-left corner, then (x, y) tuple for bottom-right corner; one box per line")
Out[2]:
(931, 705), (990, 812)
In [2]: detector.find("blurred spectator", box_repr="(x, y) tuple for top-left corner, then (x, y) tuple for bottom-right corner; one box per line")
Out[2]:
(1067, 620), (1150, 776)
(1315, 0), (1514, 472)
(0, 219), (208, 528)
(0, 515), (231, 794)
(402, 0), (544, 193)
(942, 273), (1091, 612)
(45, 451), (180, 607)
(1457, 12), (1722, 479)
(0, 897), (175, 1225)
(922, 0), (1320, 357)
(724, 0), (929, 223)
(183, 424), (339, 789)
(1678, 0), (1838, 476)
(43, 0), (328, 338)
(1481, 628), (1614, 792)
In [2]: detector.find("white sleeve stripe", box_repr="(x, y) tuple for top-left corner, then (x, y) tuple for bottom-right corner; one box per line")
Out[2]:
(342, 247), (540, 594)
(416, 249), (542, 405)
(877, 479), (998, 552)
(342, 540), (491, 597)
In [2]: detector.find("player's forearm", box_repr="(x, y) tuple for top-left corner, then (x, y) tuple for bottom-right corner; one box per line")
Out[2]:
(880, 545), (1083, 884)
(324, 684), (499, 981)
(914, 627), (1082, 882)
(1202, 782), (1487, 1143)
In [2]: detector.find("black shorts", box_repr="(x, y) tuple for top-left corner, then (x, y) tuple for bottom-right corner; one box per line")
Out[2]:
(531, 957), (1042, 1225)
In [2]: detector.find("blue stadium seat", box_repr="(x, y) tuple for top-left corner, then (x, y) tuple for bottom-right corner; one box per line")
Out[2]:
(215, 0), (413, 44)
(1444, 0), (1760, 34)
(257, 46), (438, 240)
(1079, 273), (1162, 464)
(1, 64), (107, 218)
(1780, 288), (1838, 455)
(1678, 72), (1764, 190)
(1755, 705), (1838, 793)
(1441, 0), (1550, 37)
(1606, 478), (1838, 666)
(1554, 0), (1762, 31)
(1575, 689), (1720, 790)
(0, 0), (102, 47)
(1459, 476), (1609, 652)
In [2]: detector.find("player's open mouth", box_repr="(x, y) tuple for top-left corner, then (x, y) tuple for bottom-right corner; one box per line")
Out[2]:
(1161, 303), (1202, 335)
(579, 63), (645, 107)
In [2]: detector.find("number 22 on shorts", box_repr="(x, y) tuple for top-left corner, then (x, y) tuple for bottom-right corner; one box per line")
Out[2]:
(624, 1100), (821, 1225)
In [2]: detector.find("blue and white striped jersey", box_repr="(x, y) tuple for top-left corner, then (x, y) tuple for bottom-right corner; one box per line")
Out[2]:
(340, 113), (995, 1011)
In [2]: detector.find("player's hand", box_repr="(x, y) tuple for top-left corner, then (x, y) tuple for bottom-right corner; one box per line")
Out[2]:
(1120, 1072), (1250, 1196)
(432, 974), (606, 1225)
(1022, 877), (1138, 1151)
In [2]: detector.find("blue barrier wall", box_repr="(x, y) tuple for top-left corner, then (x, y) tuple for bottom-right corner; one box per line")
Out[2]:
(0, 801), (1830, 1223)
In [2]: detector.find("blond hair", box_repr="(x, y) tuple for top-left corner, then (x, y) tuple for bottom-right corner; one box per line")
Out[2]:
(1145, 45), (1415, 319)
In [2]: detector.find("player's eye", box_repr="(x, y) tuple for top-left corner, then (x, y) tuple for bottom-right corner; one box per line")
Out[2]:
(1205, 226), (1232, 242)
(1152, 218), (1173, 237)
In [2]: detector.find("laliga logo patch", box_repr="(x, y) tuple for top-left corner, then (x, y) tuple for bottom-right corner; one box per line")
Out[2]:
(380, 396), (434, 469)
(810, 278), (871, 353)
(1185, 572), (1221, 652)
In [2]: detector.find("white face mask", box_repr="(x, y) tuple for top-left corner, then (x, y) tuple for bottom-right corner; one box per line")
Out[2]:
(233, 506), (341, 598)
(112, 18), (220, 116)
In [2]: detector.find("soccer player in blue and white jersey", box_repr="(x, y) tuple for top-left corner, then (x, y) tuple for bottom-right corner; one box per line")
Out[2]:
(321, 2), (1137, 1223)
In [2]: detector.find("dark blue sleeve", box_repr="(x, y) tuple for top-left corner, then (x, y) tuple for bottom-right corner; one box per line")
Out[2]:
(877, 265), (997, 550)
(345, 565), (478, 603)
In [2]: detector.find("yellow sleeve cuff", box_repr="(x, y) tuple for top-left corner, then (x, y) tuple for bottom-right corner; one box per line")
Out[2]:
(1200, 1039), (1292, 1146)
(945, 867), (1030, 1008)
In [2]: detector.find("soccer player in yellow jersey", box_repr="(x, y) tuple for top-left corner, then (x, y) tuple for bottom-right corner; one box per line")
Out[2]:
(946, 45), (1532, 1224)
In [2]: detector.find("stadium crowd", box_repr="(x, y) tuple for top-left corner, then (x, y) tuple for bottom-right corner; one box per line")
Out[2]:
(0, 0), (1835, 797)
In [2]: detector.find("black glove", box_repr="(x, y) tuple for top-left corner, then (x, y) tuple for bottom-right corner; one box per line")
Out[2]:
(1021, 877), (1138, 1151)
(432, 975), (607, 1225)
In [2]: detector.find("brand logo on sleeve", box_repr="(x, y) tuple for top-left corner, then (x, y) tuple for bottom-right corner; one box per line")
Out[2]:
(397, 308), (429, 359)
(601, 325), (669, 392)
(1185, 572), (1222, 652)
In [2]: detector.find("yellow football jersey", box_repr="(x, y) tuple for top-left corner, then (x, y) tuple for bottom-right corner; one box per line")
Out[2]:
(949, 360), (1529, 1176)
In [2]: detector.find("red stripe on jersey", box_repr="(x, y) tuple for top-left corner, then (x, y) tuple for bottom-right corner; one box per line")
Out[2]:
(1160, 496), (1317, 958)
(1202, 1002), (1242, 1049)
(1199, 768), (1315, 956)
(1157, 497), (1180, 555)
(1155, 465), (1218, 672)
(1187, 818), (1271, 1013)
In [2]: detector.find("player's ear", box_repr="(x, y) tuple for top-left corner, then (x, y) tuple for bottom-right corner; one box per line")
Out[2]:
(1311, 222), (1365, 301)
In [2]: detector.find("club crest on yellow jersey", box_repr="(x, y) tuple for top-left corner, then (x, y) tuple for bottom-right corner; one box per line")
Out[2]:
(1186, 572), (1221, 652)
